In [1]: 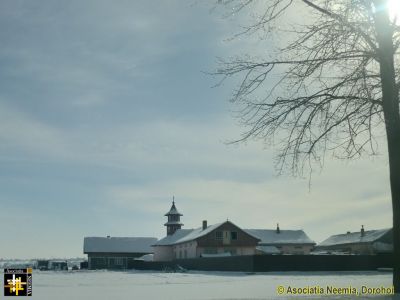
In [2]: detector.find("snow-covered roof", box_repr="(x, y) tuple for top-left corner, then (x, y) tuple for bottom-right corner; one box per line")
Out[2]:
(245, 229), (315, 245)
(153, 222), (225, 246)
(153, 229), (195, 246)
(318, 228), (391, 247)
(134, 254), (154, 262)
(154, 222), (314, 247)
(84, 237), (157, 253)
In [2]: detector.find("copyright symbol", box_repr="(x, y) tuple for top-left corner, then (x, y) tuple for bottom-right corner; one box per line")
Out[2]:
(277, 285), (285, 295)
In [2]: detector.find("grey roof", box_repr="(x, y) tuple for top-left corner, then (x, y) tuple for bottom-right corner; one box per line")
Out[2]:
(318, 228), (391, 247)
(153, 229), (195, 246)
(153, 222), (225, 246)
(245, 229), (315, 245)
(164, 201), (183, 216)
(84, 237), (157, 253)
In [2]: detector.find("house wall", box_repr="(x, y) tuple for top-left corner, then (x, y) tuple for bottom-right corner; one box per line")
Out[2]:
(170, 222), (259, 260)
(318, 243), (375, 254)
(197, 246), (256, 257)
(87, 252), (146, 269)
(346, 243), (374, 254)
(272, 244), (314, 255)
(153, 246), (175, 261)
(173, 241), (198, 259)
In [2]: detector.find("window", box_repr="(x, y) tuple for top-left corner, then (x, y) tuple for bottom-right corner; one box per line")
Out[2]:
(114, 257), (124, 265)
(184, 250), (187, 258)
(168, 215), (178, 222)
(294, 246), (302, 249)
(91, 257), (106, 268)
(231, 232), (238, 240)
(215, 231), (223, 240)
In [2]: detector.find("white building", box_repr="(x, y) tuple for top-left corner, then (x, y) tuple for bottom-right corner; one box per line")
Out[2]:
(152, 202), (316, 261)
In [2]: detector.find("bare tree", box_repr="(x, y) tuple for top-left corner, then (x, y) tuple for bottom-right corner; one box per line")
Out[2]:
(215, 0), (400, 291)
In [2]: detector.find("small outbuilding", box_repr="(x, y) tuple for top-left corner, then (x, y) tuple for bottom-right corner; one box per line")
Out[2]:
(245, 225), (316, 255)
(317, 226), (393, 254)
(84, 236), (158, 269)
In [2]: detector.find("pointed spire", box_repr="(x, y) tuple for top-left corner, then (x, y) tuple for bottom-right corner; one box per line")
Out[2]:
(165, 197), (182, 216)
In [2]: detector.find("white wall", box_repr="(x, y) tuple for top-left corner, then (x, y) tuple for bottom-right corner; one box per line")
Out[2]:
(153, 246), (174, 261)
(173, 241), (198, 259)
(196, 246), (256, 257)
(280, 245), (314, 255)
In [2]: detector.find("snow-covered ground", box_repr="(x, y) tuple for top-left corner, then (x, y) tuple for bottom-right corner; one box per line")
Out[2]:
(5, 270), (398, 300)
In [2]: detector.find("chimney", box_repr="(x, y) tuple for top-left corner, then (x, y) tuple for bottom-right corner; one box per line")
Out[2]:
(202, 220), (207, 230)
(361, 225), (365, 237)
(276, 223), (280, 234)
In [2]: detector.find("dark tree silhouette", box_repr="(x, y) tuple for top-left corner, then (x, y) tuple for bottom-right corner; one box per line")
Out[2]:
(215, 0), (400, 291)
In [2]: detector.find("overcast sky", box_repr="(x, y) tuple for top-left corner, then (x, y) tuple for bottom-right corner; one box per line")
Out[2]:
(0, 0), (392, 259)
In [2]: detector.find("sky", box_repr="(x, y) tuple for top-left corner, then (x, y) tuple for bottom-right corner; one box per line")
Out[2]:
(0, 0), (393, 259)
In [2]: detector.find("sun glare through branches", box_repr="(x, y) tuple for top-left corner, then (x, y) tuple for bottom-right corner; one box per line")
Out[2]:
(388, 0), (400, 24)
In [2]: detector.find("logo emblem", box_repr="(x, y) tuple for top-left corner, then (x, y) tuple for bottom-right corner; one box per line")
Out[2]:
(4, 268), (32, 297)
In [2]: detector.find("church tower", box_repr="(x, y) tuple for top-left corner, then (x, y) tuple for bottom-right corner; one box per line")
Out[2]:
(164, 197), (183, 236)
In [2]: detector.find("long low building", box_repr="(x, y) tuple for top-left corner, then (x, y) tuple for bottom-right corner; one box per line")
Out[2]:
(245, 227), (316, 255)
(84, 236), (157, 269)
(317, 226), (393, 254)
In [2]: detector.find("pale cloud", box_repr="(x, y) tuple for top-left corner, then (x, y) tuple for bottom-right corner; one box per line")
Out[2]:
(0, 102), (71, 159)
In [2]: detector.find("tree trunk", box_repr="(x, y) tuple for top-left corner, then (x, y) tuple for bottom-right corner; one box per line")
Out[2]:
(387, 123), (400, 294)
(373, 0), (400, 293)
(383, 86), (400, 294)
